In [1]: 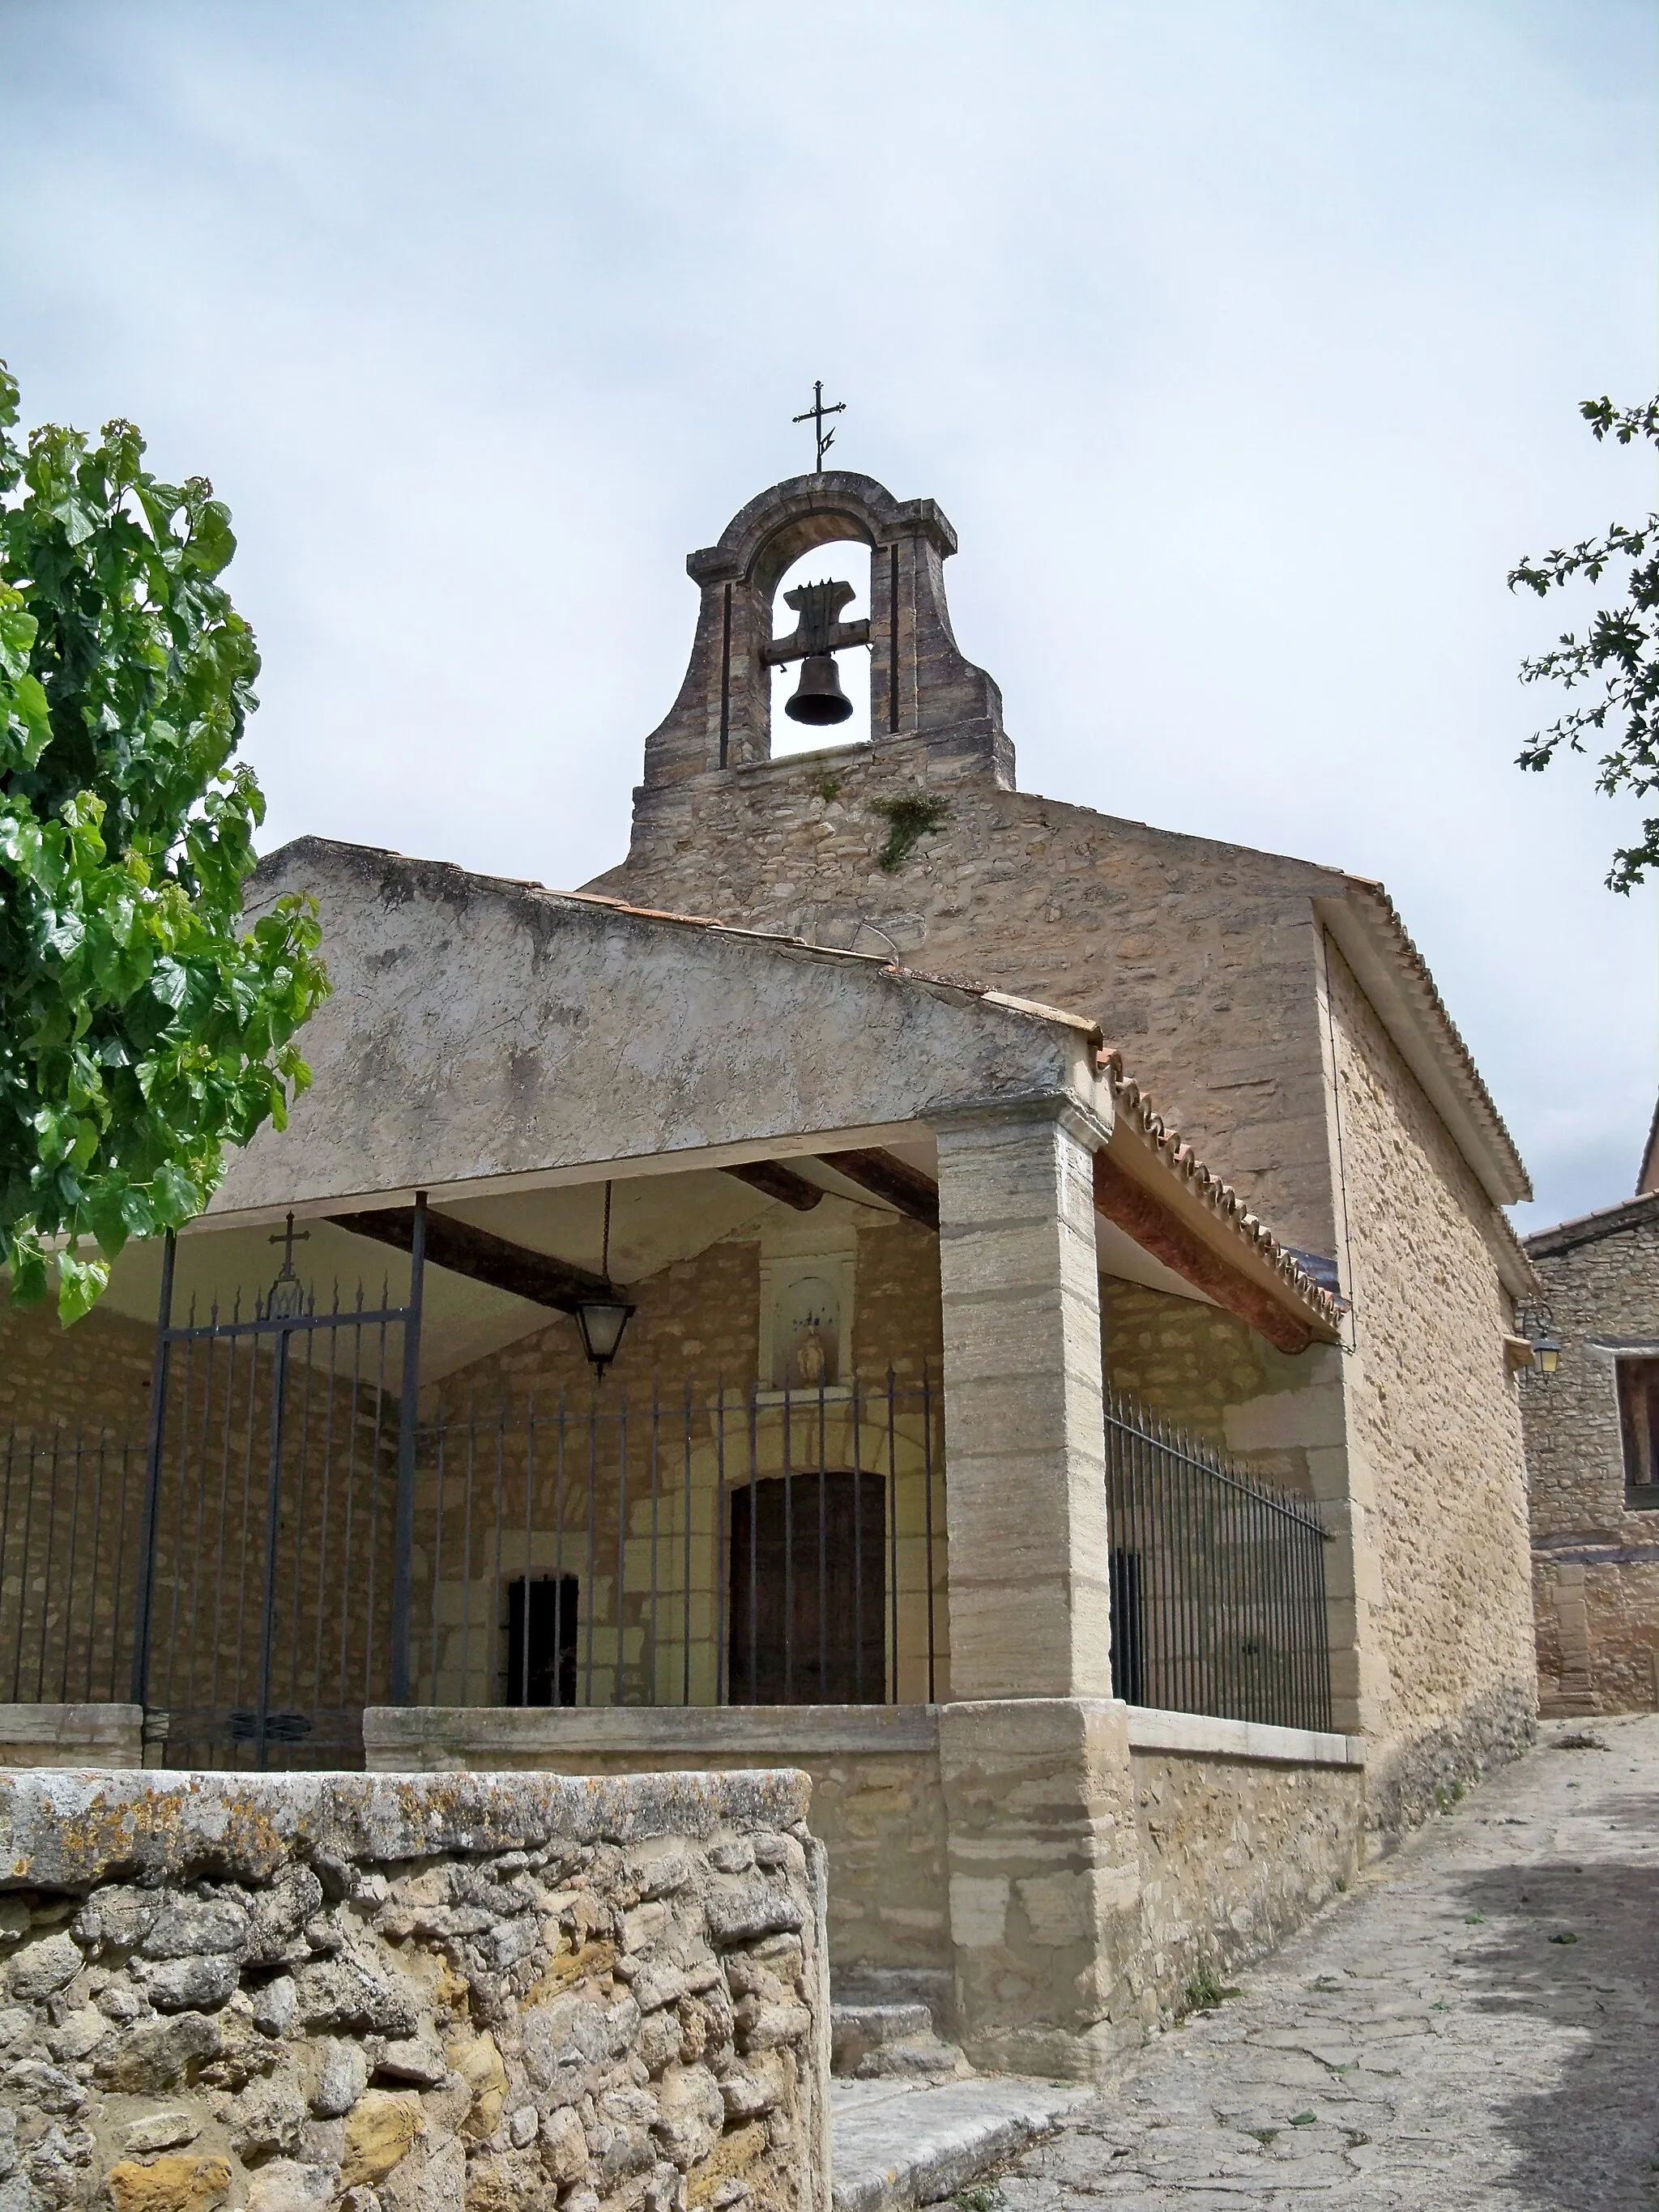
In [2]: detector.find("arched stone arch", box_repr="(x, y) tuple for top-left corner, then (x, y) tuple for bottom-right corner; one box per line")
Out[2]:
(641, 471), (1005, 786)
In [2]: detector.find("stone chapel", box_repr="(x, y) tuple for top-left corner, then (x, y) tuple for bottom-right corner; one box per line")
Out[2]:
(0, 467), (1540, 2080)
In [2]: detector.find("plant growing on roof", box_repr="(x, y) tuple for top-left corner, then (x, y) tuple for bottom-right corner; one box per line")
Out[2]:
(869, 789), (949, 873)
(1512, 394), (1659, 891)
(0, 362), (329, 1322)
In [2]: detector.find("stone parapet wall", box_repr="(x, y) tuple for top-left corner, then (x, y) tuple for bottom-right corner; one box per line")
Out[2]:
(0, 1767), (828, 2212)
(0, 1707), (142, 1770)
(365, 1703), (1365, 2078)
(364, 1711), (950, 2003)
(1127, 1745), (1363, 2005)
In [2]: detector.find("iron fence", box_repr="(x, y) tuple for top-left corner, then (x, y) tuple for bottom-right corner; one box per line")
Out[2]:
(411, 1373), (946, 1711)
(0, 1375), (1331, 1752)
(1103, 1388), (1333, 1733)
(0, 1429), (144, 1706)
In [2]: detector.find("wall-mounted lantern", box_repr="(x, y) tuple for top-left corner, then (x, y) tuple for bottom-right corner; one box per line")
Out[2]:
(1516, 1300), (1561, 1385)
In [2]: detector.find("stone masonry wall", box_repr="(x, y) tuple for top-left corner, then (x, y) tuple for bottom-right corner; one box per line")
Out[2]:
(364, 1708), (1364, 2065)
(586, 735), (1346, 1260)
(1126, 1748), (1363, 2009)
(1099, 1281), (1317, 1490)
(0, 1300), (154, 1441)
(1522, 1200), (1659, 1715)
(0, 1767), (828, 2212)
(1324, 944), (1535, 1829)
(363, 1715), (950, 2011)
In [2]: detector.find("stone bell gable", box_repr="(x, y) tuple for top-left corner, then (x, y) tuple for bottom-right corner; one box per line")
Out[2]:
(639, 470), (1009, 790)
(589, 471), (1528, 1269)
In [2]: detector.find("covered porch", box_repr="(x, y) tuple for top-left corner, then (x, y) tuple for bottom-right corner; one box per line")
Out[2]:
(0, 837), (1355, 2075)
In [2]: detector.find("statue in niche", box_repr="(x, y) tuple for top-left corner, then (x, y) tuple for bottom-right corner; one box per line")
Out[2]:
(794, 1317), (829, 1388)
(772, 1275), (840, 1390)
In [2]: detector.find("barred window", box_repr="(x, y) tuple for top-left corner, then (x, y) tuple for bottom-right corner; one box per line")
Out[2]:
(1615, 1357), (1659, 1509)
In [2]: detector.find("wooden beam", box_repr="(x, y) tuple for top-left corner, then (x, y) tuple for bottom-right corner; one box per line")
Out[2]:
(817, 1149), (940, 1232)
(720, 1161), (825, 1211)
(331, 1208), (609, 1314)
(1092, 1151), (1317, 1355)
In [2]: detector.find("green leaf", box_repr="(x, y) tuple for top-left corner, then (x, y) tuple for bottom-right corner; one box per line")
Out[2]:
(55, 1242), (109, 1325)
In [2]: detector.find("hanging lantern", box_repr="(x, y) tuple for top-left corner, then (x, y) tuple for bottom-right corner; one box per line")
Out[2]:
(575, 1294), (633, 1380)
(577, 1180), (633, 1383)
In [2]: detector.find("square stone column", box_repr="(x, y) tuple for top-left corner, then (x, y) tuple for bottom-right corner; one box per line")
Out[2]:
(934, 1098), (1115, 1701)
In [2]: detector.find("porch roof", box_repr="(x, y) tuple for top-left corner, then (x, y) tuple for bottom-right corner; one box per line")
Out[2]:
(205, 837), (1336, 1347)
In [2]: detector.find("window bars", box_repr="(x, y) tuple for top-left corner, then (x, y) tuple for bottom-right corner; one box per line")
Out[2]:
(0, 1375), (1333, 1758)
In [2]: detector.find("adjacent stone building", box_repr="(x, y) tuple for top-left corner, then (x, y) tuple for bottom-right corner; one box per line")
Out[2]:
(0, 467), (1541, 2083)
(1523, 1178), (1659, 1715)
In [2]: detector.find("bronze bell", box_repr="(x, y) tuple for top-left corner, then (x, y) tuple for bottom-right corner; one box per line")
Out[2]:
(785, 652), (853, 726)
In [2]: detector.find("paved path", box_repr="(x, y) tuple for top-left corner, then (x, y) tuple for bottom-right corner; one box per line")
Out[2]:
(996, 1714), (1659, 2211)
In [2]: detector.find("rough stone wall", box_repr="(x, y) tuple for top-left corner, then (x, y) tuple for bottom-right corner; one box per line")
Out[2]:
(1126, 1749), (1362, 2008)
(1098, 1281), (1318, 1490)
(1323, 944), (1535, 1826)
(0, 1301), (153, 1441)
(362, 1716), (950, 2003)
(585, 738), (1345, 1259)
(0, 1767), (828, 2212)
(1522, 1203), (1659, 1715)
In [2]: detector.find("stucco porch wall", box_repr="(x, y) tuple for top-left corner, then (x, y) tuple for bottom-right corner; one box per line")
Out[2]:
(363, 1704), (1364, 2052)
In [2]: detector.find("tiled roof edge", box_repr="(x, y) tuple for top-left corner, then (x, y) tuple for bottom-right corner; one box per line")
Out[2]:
(1100, 1050), (1346, 1335)
(1525, 1187), (1659, 1259)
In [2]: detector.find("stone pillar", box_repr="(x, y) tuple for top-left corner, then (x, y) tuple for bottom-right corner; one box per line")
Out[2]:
(934, 1099), (1145, 2080)
(934, 1098), (1115, 1701)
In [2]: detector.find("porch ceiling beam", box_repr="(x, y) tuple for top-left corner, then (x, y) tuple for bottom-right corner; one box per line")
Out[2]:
(1091, 1152), (1316, 1356)
(817, 1148), (940, 1231)
(720, 1160), (825, 1211)
(329, 1207), (609, 1313)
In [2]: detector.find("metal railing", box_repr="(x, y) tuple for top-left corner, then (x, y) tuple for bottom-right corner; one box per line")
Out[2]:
(0, 1429), (144, 1706)
(0, 1381), (1330, 1748)
(412, 1374), (947, 1711)
(1103, 1388), (1333, 1733)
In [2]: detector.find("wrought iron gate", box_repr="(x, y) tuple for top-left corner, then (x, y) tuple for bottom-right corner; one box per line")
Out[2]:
(131, 1202), (426, 1769)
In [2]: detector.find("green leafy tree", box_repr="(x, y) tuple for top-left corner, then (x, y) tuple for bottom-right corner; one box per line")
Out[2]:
(0, 364), (328, 1322)
(1511, 394), (1659, 893)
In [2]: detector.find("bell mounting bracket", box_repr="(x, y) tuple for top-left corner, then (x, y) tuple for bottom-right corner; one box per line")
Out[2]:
(761, 578), (871, 667)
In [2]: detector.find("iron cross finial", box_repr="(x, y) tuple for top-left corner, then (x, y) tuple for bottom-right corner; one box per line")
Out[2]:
(792, 380), (847, 472)
(267, 1210), (311, 1319)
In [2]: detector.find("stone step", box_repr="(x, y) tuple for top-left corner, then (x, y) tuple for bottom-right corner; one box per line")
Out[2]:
(831, 2000), (969, 2082)
(830, 2077), (1094, 2212)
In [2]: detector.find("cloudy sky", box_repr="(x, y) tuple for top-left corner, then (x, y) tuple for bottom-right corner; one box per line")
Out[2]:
(2, 2), (1654, 1231)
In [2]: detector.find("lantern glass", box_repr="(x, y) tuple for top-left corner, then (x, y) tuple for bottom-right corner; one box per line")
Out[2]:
(576, 1297), (633, 1379)
(1536, 1336), (1561, 1377)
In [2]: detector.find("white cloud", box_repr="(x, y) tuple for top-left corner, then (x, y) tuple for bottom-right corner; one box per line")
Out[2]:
(2, 0), (1653, 1224)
